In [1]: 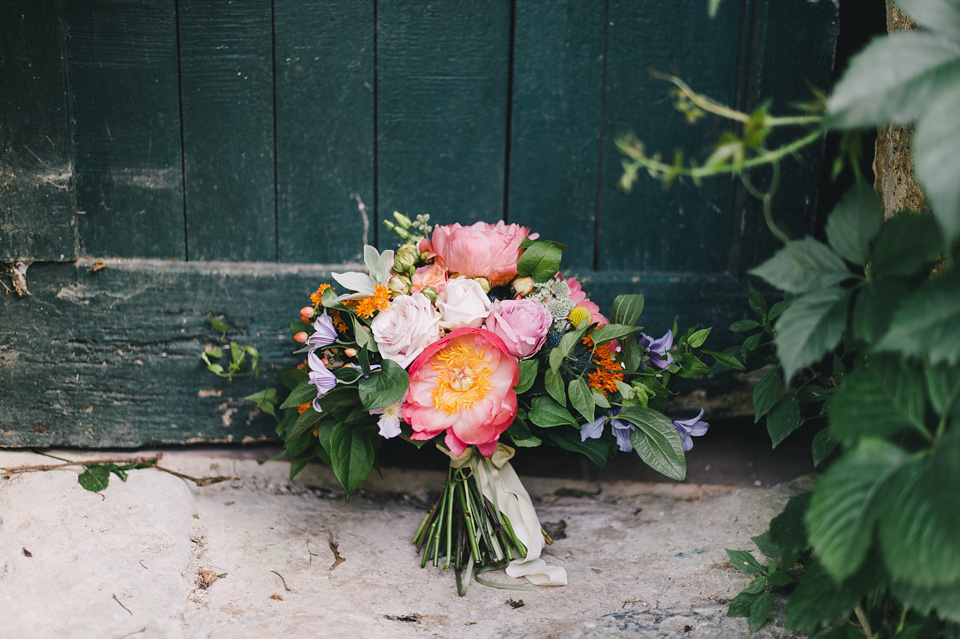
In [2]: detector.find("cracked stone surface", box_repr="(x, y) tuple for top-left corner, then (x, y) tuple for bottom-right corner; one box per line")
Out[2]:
(0, 450), (810, 638)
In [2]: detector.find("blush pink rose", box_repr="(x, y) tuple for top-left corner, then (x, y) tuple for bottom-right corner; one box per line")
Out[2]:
(403, 328), (519, 457)
(411, 262), (448, 294)
(484, 299), (552, 360)
(370, 293), (443, 368)
(436, 277), (491, 330)
(430, 221), (531, 287)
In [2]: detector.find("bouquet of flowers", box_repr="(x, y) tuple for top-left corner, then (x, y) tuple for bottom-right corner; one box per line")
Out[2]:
(267, 213), (712, 594)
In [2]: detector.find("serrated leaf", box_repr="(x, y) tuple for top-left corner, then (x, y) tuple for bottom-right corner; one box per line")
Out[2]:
(611, 294), (645, 326)
(329, 421), (375, 495)
(620, 406), (686, 481)
(811, 428), (837, 467)
(926, 361), (960, 418)
(544, 368), (566, 406)
(851, 278), (910, 344)
(786, 559), (886, 634)
(824, 184), (884, 265)
(825, 31), (960, 128)
(527, 395), (578, 428)
(805, 439), (909, 581)
(77, 466), (111, 492)
(590, 323), (637, 345)
(897, 0), (960, 43)
(770, 492), (811, 553)
(874, 270), (960, 365)
(753, 366), (782, 422)
(748, 591), (772, 633)
(766, 570), (793, 587)
(749, 238), (850, 294)
(774, 287), (851, 382)
(516, 359), (538, 395)
(568, 378), (595, 424)
(728, 590), (759, 618)
(751, 531), (782, 559)
(516, 241), (563, 283)
(358, 358), (408, 411)
(828, 356), (927, 447)
(766, 394), (802, 448)
(891, 578), (960, 623)
(726, 549), (764, 574)
(913, 82), (960, 247)
(870, 213), (943, 278)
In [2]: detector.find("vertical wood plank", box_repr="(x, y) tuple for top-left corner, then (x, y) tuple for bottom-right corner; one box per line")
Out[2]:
(598, 0), (741, 273)
(377, 0), (512, 233)
(67, 0), (185, 259)
(274, 0), (374, 264)
(507, 0), (605, 270)
(179, 0), (276, 262)
(0, 0), (77, 262)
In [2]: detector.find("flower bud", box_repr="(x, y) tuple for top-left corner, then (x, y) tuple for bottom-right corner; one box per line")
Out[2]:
(393, 211), (413, 227)
(293, 331), (308, 343)
(510, 276), (535, 298)
(388, 274), (412, 295)
(472, 277), (491, 294)
(394, 247), (418, 274)
(344, 347), (358, 358)
(420, 286), (438, 303)
(299, 306), (315, 320)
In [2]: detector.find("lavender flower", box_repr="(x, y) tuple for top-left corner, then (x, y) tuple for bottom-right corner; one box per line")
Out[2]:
(307, 350), (337, 412)
(581, 408), (636, 453)
(640, 330), (674, 369)
(580, 415), (605, 441)
(306, 311), (338, 350)
(673, 409), (709, 452)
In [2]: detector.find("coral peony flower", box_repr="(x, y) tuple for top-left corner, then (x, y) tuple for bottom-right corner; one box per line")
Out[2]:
(403, 328), (519, 457)
(431, 221), (531, 287)
(370, 293), (443, 368)
(484, 299), (552, 360)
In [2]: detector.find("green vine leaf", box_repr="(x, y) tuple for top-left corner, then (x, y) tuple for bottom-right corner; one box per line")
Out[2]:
(824, 184), (883, 266)
(874, 270), (960, 365)
(913, 81), (960, 247)
(773, 287), (851, 382)
(749, 238), (850, 294)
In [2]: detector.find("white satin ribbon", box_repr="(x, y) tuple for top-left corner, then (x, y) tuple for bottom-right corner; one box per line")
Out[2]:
(443, 443), (567, 586)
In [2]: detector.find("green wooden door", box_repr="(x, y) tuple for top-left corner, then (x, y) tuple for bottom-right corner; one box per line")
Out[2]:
(0, 0), (838, 447)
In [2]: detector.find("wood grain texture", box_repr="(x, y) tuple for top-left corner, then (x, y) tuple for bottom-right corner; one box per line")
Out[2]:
(179, 0), (276, 261)
(376, 0), (512, 232)
(0, 0), (77, 262)
(67, 0), (185, 259)
(598, 0), (742, 274)
(0, 259), (752, 447)
(507, 0), (605, 270)
(274, 0), (374, 263)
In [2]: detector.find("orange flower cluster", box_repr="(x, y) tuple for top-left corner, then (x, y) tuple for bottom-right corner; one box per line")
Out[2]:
(331, 311), (349, 334)
(346, 284), (391, 318)
(310, 283), (331, 308)
(584, 336), (623, 397)
(297, 402), (310, 415)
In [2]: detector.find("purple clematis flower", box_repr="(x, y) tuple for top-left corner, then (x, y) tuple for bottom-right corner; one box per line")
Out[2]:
(673, 408), (709, 452)
(640, 330), (674, 369)
(307, 350), (337, 412)
(306, 311), (338, 350)
(580, 415), (605, 441)
(581, 408), (636, 453)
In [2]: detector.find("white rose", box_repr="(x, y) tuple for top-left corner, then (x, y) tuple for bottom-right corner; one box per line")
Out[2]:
(371, 293), (443, 368)
(436, 277), (491, 330)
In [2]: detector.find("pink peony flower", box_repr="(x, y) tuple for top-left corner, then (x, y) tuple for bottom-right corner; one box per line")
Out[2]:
(431, 221), (531, 287)
(370, 293), (443, 368)
(566, 276), (609, 326)
(411, 262), (448, 294)
(484, 299), (552, 360)
(436, 277), (491, 330)
(403, 328), (519, 457)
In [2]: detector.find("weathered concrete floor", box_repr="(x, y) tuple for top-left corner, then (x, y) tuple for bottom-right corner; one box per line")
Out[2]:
(0, 450), (809, 639)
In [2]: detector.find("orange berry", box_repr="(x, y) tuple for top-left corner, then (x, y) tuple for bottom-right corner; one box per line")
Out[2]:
(300, 306), (315, 320)
(293, 331), (308, 343)
(344, 347), (357, 358)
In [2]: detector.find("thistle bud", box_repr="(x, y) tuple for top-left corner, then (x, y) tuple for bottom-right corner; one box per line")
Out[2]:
(388, 274), (412, 295)
(420, 286), (438, 303)
(510, 276), (535, 298)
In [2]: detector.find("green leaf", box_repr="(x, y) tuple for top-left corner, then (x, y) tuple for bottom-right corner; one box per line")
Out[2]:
(540, 426), (613, 469)
(773, 287), (851, 382)
(766, 394), (802, 448)
(207, 317), (229, 337)
(747, 281), (767, 319)
(770, 492), (811, 553)
(568, 378), (595, 425)
(204, 347), (223, 359)
(527, 395), (579, 428)
(730, 319), (760, 333)
(558, 321), (590, 358)
(870, 213), (943, 278)
(726, 548), (764, 575)
(544, 368), (566, 406)
(277, 367), (307, 390)
(766, 570), (793, 587)
(896, 0), (960, 44)
(279, 381), (318, 410)
(77, 465), (111, 492)
(891, 578), (960, 623)
(748, 591), (772, 633)
(245, 388), (277, 418)
(913, 82), (960, 247)
(286, 407), (324, 442)
(728, 590), (759, 618)
(350, 315), (378, 353)
(878, 447), (960, 586)
(704, 349), (745, 371)
(329, 421), (375, 495)
(515, 359), (538, 395)
(786, 559), (886, 635)
(811, 428), (837, 467)
(824, 184), (884, 266)
(805, 439), (909, 581)
(686, 327), (710, 348)
(926, 361), (960, 418)
(590, 323), (637, 345)
(620, 406), (687, 481)
(516, 241), (563, 283)
(874, 270), (960, 365)
(611, 294), (645, 326)
(828, 356), (927, 447)
(851, 278), (910, 344)
(504, 420), (542, 448)
(825, 31), (960, 128)
(358, 358), (409, 411)
(768, 300), (788, 321)
(753, 366), (782, 422)
(749, 238), (850, 294)
(751, 531), (782, 559)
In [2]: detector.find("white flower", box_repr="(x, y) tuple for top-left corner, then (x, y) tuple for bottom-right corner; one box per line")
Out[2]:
(372, 399), (405, 439)
(370, 293), (443, 368)
(436, 277), (491, 330)
(331, 245), (395, 301)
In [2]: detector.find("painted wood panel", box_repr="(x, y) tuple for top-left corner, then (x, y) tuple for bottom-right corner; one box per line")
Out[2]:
(66, 0), (185, 259)
(178, 0), (276, 261)
(274, 0), (375, 264)
(376, 0), (512, 233)
(507, 0), (606, 271)
(0, 0), (77, 262)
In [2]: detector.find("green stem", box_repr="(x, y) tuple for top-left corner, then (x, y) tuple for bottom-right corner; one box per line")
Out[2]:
(444, 467), (455, 569)
(460, 482), (481, 562)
